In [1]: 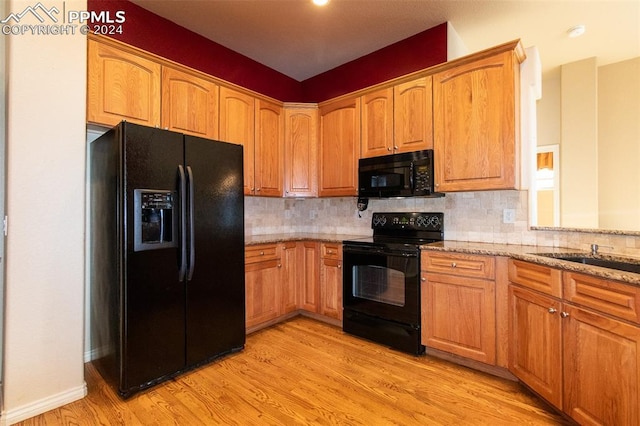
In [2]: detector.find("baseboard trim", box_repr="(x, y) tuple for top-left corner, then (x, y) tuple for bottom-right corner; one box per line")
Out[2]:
(1, 383), (87, 425)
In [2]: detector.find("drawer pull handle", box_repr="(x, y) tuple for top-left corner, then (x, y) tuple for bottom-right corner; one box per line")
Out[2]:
(548, 308), (557, 314)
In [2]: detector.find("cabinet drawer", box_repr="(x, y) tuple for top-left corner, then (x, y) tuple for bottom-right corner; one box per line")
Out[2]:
(245, 244), (280, 264)
(563, 271), (640, 324)
(508, 259), (562, 298)
(321, 243), (341, 260)
(422, 252), (495, 279)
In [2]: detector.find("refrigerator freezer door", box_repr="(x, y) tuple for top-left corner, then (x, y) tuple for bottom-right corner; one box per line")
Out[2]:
(123, 123), (186, 393)
(184, 136), (246, 366)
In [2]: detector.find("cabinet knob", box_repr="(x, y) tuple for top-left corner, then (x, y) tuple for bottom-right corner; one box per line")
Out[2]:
(256, 188), (261, 192)
(387, 147), (392, 151)
(327, 250), (334, 254)
(278, 263), (282, 268)
(337, 263), (342, 269)
(561, 312), (570, 318)
(451, 262), (457, 268)
(548, 308), (557, 314)
(260, 251), (264, 255)
(394, 146), (398, 150)
(421, 277), (426, 282)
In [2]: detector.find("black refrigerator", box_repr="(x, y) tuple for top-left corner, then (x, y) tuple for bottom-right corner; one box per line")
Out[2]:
(89, 121), (245, 398)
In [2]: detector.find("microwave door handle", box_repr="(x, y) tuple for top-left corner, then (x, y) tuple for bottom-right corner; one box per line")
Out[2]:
(409, 162), (415, 192)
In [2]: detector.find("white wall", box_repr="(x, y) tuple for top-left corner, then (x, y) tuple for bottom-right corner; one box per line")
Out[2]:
(3, 0), (87, 423)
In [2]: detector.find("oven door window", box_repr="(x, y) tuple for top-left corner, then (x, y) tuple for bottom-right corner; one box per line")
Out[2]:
(352, 264), (405, 306)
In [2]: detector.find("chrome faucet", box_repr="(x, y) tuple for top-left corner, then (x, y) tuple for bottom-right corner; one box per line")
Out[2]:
(590, 243), (613, 255)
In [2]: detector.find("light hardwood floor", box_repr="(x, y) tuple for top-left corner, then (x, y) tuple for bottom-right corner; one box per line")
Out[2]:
(16, 317), (568, 425)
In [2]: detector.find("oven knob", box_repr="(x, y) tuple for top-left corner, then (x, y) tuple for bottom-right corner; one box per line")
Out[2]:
(416, 216), (427, 227)
(379, 216), (387, 226)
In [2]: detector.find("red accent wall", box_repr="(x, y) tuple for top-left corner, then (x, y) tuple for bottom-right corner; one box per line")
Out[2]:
(301, 24), (448, 102)
(87, 0), (447, 103)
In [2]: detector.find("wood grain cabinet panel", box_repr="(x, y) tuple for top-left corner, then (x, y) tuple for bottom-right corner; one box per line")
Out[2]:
(393, 76), (433, 153)
(319, 97), (359, 196)
(361, 88), (394, 158)
(320, 243), (342, 320)
(284, 106), (318, 197)
(508, 285), (563, 409)
(161, 66), (218, 140)
(280, 242), (299, 315)
(298, 242), (320, 312)
(508, 259), (562, 298)
(421, 252), (497, 365)
(219, 87), (255, 195)
(433, 42), (525, 192)
(245, 244), (282, 329)
(255, 99), (284, 197)
(563, 304), (640, 426)
(87, 37), (161, 127)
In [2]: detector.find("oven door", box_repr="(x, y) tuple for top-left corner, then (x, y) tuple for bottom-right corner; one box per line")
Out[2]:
(342, 244), (420, 326)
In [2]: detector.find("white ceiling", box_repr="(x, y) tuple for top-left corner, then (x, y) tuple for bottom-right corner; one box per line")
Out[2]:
(130, 0), (640, 81)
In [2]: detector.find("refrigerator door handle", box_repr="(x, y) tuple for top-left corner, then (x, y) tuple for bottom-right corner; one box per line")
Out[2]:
(178, 165), (187, 281)
(187, 165), (196, 281)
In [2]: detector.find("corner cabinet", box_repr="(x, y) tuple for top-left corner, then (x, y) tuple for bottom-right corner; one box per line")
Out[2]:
(508, 260), (640, 425)
(87, 37), (161, 127)
(433, 41), (526, 192)
(284, 105), (318, 197)
(318, 97), (360, 197)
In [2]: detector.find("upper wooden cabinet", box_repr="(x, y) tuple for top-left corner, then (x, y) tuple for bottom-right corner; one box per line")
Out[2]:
(255, 99), (284, 197)
(219, 86), (256, 195)
(361, 88), (394, 158)
(361, 77), (433, 159)
(319, 97), (360, 197)
(394, 76), (433, 154)
(433, 41), (525, 192)
(161, 66), (219, 140)
(284, 105), (319, 197)
(87, 37), (161, 127)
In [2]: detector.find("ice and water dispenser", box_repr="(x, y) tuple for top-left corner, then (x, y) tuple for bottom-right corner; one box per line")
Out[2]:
(133, 189), (178, 252)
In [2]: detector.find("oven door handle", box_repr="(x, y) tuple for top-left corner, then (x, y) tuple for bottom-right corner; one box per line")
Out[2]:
(343, 246), (418, 257)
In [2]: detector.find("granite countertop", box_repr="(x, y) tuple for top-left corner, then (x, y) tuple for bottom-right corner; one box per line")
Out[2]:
(421, 241), (640, 287)
(245, 233), (367, 246)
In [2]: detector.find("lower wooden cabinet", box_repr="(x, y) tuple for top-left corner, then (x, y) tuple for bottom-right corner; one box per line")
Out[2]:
(508, 284), (563, 409)
(245, 244), (282, 329)
(245, 241), (336, 331)
(319, 243), (343, 320)
(509, 260), (640, 425)
(421, 252), (497, 365)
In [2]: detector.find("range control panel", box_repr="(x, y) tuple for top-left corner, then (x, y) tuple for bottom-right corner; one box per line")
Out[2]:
(371, 212), (443, 231)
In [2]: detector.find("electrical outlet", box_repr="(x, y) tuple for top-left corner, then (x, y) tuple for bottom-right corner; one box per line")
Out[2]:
(503, 209), (516, 224)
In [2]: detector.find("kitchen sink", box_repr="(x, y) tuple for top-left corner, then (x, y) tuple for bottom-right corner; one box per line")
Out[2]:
(537, 253), (640, 274)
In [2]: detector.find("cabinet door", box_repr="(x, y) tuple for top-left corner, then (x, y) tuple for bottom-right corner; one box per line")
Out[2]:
(422, 273), (496, 364)
(255, 100), (284, 197)
(320, 257), (342, 320)
(433, 49), (519, 191)
(508, 285), (563, 410)
(284, 106), (318, 197)
(394, 76), (433, 153)
(563, 304), (640, 426)
(361, 88), (393, 158)
(319, 97), (360, 197)
(161, 66), (219, 140)
(219, 87), (255, 195)
(298, 242), (320, 312)
(245, 259), (281, 329)
(87, 38), (161, 127)
(281, 242), (298, 315)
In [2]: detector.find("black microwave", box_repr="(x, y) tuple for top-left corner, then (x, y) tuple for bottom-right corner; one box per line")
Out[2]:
(358, 149), (441, 198)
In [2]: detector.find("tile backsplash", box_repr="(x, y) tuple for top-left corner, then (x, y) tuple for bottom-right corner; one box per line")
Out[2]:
(245, 190), (640, 257)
